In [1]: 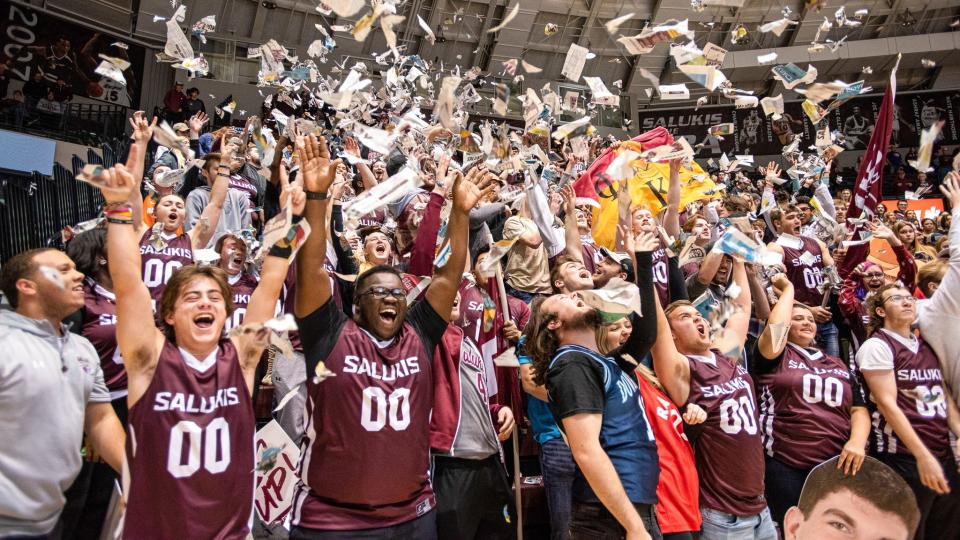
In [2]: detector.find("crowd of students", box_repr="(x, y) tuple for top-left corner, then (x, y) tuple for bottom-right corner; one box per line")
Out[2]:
(1, 99), (958, 540)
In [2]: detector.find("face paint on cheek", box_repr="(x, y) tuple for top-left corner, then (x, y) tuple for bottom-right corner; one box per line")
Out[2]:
(38, 266), (66, 290)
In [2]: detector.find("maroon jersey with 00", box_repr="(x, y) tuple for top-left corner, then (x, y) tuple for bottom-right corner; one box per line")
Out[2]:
(756, 343), (860, 469)
(292, 298), (447, 530)
(82, 279), (126, 393)
(685, 350), (766, 517)
(139, 230), (194, 306)
(224, 272), (260, 332)
(868, 331), (951, 460)
(123, 338), (254, 539)
(780, 236), (825, 306)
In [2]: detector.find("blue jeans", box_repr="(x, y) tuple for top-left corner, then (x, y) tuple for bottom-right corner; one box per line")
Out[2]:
(504, 283), (537, 304)
(816, 321), (839, 359)
(700, 507), (777, 540)
(764, 457), (809, 532)
(540, 438), (576, 540)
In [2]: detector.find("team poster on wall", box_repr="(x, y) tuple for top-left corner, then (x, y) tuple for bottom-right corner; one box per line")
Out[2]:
(0, 3), (144, 108)
(638, 89), (960, 157)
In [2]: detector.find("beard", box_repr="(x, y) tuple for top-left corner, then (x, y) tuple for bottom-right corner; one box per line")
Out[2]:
(565, 308), (603, 332)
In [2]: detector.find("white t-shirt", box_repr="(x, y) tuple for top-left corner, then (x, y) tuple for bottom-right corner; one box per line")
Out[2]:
(855, 329), (919, 371)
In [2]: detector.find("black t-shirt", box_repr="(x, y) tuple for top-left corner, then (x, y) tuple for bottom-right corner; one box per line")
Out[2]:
(547, 347), (641, 425)
(297, 295), (448, 374)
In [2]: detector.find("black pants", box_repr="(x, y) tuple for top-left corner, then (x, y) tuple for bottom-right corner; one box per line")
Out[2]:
(290, 511), (436, 539)
(764, 456), (810, 532)
(433, 455), (513, 540)
(569, 500), (663, 540)
(878, 453), (960, 540)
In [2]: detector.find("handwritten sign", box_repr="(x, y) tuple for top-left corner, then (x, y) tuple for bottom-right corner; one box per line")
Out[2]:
(254, 420), (301, 524)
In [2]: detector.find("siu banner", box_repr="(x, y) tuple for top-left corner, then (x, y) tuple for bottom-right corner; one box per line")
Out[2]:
(639, 88), (960, 157)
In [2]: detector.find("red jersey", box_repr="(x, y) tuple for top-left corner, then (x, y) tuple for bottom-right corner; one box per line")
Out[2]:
(780, 236), (825, 306)
(685, 350), (766, 517)
(867, 331), (951, 460)
(139, 229), (194, 308)
(81, 279), (125, 394)
(292, 298), (447, 530)
(638, 377), (701, 534)
(123, 338), (254, 539)
(755, 344), (860, 469)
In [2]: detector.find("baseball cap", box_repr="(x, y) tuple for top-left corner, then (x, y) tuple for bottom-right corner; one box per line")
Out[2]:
(172, 122), (189, 132)
(600, 247), (635, 282)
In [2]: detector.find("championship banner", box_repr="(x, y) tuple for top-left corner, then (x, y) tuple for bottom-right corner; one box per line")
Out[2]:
(848, 58), (898, 228)
(574, 127), (716, 249)
(0, 4), (145, 107)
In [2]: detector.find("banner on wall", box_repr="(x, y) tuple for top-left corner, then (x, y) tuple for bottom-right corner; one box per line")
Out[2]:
(638, 89), (960, 157)
(0, 3), (144, 108)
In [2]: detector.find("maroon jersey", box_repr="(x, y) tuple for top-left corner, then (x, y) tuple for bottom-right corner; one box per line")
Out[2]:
(81, 279), (125, 393)
(868, 331), (951, 459)
(780, 236), (825, 306)
(755, 343), (859, 469)
(139, 229), (194, 308)
(292, 298), (447, 530)
(581, 238), (601, 274)
(124, 338), (254, 539)
(685, 350), (766, 516)
(652, 240), (671, 307)
(224, 272), (260, 332)
(357, 208), (387, 230)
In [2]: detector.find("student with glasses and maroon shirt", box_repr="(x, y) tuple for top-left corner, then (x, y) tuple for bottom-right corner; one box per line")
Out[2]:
(856, 284), (960, 540)
(291, 134), (493, 538)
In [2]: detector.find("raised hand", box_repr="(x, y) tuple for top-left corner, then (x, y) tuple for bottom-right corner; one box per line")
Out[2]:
(280, 182), (306, 216)
(635, 230), (659, 253)
(128, 111), (156, 146)
(343, 136), (361, 158)
(940, 171), (960, 208)
(770, 272), (792, 293)
(452, 166), (494, 212)
(98, 164), (138, 204)
(188, 111), (209, 136)
(296, 134), (342, 194)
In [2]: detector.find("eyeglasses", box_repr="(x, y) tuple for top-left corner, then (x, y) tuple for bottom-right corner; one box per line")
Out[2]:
(863, 272), (885, 278)
(357, 287), (405, 300)
(882, 294), (917, 305)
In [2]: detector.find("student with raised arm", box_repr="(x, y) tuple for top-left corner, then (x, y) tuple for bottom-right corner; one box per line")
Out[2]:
(291, 134), (489, 537)
(127, 116), (232, 305)
(753, 273), (870, 531)
(652, 256), (776, 540)
(95, 163), (303, 539)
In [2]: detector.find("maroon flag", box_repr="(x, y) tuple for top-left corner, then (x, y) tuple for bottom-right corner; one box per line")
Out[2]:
(848, 58), (899, 234)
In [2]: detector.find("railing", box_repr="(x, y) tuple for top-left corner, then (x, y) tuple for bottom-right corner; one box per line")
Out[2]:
(0, 101), (128, 146)
(0, 138), (128, 263)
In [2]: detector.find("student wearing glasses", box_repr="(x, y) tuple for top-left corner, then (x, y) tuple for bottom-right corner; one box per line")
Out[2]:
(856, 284), (960, 540)
(292, 133), (495, 537)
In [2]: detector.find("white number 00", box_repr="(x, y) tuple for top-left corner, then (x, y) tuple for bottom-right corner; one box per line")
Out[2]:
(167, 418), (230, 478)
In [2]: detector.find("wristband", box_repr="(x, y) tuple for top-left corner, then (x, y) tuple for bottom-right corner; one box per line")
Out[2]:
(268, 243), (293, 259)
(291, 214), (304, 224)
(106, 217), (134, 225)
(306, 190), (329, 200)
(105, 206), (133, 221)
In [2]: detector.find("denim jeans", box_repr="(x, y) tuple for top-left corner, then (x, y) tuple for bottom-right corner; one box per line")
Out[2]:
(700, 507), (777, 540)
(569, 500), (663, 540)
(504, 283), (537, 305)
(815, 321), (839, 359)
(540, 438), (576, 540)
(763, 457), (810, 532)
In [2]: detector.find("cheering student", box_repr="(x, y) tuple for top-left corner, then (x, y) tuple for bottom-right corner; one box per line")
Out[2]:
(766, 205), (838, 357)
(856, 283), (960, 540)
(782, 456), (919, 540)
(94, 162), (302, 539)
(630, 159), (682, 308)
(527, 230), (661, 540)
(291, 134), (489, 537)
(653, 256), (777, 540)
(124, 113), (232, 306)
(0, 248), (125, 538)
(753, 273), (871, 530)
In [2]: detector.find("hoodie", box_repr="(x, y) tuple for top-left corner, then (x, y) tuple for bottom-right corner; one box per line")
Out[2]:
(0, 309), (110, 536)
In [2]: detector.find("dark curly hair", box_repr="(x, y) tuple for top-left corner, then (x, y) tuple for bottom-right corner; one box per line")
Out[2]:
(65, 228), (107, 278)
(524, 297), (560, 387)
(865, 283), (910, 336)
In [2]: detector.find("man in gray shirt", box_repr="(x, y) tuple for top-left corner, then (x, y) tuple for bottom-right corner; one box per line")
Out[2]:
(185, 152), (252, 249)
(0, 248), (125, 538)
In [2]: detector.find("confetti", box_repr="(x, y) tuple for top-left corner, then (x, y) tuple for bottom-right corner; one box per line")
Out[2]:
(488, 3), (520, 33)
